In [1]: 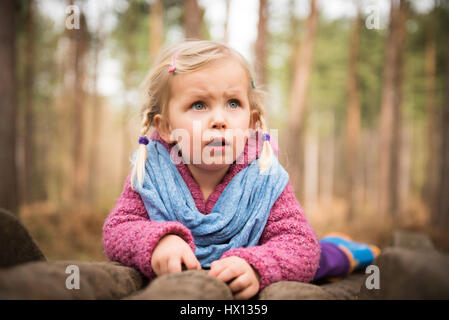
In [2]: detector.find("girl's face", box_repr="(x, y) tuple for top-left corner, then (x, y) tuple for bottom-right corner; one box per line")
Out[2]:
(156, 57), (259, 171)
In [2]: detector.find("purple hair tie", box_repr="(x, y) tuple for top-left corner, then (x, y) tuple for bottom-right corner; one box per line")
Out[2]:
(262, 133), (270, 142)
(139, 136), (149, 145)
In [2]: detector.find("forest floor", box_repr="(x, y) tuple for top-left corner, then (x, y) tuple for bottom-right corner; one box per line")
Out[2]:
(18, 196), (449, 263)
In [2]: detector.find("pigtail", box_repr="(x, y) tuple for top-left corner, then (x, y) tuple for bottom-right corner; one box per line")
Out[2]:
(257, 116), (274, 175)
(130, 109), (152, 190)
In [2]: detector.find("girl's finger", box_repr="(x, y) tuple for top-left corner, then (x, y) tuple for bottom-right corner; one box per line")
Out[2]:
(182, 251), (201, 270)
(208, 260), (226, 277)
(215, 265), (240, 283)
(159, 258), (169, 275)
(151, 259), (160, 276)
(228, 273), (250, 293)
(234, 285), (257, 300)
(167, 257), (182, 274)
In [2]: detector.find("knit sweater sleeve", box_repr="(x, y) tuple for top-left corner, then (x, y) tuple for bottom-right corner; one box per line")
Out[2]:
(102, 173), (196, 279)
(220, 181), (321, 291)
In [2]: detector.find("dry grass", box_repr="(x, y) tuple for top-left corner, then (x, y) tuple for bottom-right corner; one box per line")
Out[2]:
(20, 202), (108, 262)
(308, 196), (449, 253)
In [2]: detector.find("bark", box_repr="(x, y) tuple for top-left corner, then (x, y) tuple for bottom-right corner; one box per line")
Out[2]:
(149, 0), (163, 63)
(320, 132), (335, 208)
(22, 0), (35, 205)
(0, 0), (19, 214)
(71, 13), (89, 206)
(254, 0), (268, 87)
(87, 13), (105, 204)
(363, 129), (379, 213)
(434, 30), (449, 229)
(424, 8), (438, 215)
(391, 0), (408, 221)
(398, 125), (411, 214)
(378, 0), (408, 221)
(287, 0), (300, 84)
(287, 0), (318, 199)
(120, 13), (138, 184)
(184, 0), (203, 39)
(346, 6), (362, 220)
(304, 133), (319, 213)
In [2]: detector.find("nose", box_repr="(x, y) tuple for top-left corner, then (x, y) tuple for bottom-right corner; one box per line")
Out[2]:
(210, 108), (227, 130)
(212, 120), (226, 130)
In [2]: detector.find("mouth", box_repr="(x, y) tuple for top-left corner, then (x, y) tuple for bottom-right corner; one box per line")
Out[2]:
(205, 137), (230, 147)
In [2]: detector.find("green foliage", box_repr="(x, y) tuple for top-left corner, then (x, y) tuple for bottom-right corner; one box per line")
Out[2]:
(308, 18), (350, 135)
(358, 21), (385, 128)
(111, 0), (152, 87)
(16, 0), (61, 202)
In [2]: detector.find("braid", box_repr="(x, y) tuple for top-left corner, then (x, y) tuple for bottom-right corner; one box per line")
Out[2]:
(140, 108), (152, 136)
(257, 115), (274, 174)
(131, 109), (152, 189)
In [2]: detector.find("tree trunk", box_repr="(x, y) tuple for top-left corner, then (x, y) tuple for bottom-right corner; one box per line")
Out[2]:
(22, 0), (35, 205)
(378, 0), (408, 221)
(424, 7), (438, 215)
(346, 6), (362, 220)
(254, 0), (268, 87)
(320, 125), (335, 208)
(434, 29), (449, 230)
(287, 0), (318, 200)
(68, 9), (89, 206)
(391, 0), (407, 222)
(184, 0), (202, 39)
(149, 0), (163, 63)
(120, 13), (138, 185)
(304, 132), (319, 214)
(120, 105), (132, 186)
(87, 12), (105, 205)
(362, 129), (379, 213)
(0, 0), (18, 214)
(223, 0), (231, 43)
(287, 0), (299, 85)
(399, 125), (411, 214)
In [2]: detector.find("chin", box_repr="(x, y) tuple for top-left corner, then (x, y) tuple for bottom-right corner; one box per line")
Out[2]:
(193, 160), (232, 171)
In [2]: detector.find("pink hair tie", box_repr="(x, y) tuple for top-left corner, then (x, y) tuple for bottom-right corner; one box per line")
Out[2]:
(168, 50), (182, 73)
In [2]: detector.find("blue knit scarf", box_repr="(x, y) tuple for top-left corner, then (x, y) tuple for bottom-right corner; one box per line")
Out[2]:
(131, 139), (289, 267)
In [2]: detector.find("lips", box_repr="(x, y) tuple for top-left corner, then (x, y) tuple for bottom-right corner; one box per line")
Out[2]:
(206, 137), (230, 147)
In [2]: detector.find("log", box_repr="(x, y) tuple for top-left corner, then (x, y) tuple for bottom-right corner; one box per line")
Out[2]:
(359, 247), (449, 299)
(125, 270), (232, 300)
(0, 208), (46, 268)
(0, 260), (146, 299)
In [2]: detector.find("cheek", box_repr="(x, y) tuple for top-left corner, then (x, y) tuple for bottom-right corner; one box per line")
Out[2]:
(175, 123), (203, 159)
(233, 134), (248, 159)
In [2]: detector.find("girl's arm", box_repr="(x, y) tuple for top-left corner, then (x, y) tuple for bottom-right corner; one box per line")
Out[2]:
(220, 181), (321, 291)
(102, 173), (196, 279)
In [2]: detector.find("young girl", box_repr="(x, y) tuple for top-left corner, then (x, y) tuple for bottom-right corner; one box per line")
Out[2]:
(102, 40), (380, 300)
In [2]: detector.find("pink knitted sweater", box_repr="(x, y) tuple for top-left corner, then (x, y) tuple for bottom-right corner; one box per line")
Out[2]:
(102, 130), (320, 291)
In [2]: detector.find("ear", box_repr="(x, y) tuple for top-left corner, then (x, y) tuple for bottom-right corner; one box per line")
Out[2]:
(249, 109), (261, 129)
(154, 114), (174, 143)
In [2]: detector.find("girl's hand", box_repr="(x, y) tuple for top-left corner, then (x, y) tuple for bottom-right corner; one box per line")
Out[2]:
(151, 234), (202, 276)
(208, 256), (260, 300)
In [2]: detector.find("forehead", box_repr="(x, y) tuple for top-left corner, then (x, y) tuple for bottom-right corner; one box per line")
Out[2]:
(170, 58), (249, 98)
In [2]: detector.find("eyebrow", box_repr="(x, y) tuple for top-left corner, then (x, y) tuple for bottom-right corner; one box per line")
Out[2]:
(184, 88), (245, 98)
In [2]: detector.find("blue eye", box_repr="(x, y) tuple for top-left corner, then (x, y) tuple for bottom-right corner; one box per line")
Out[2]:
(228, 99), (240, 109)
(191, 101), (205, 110)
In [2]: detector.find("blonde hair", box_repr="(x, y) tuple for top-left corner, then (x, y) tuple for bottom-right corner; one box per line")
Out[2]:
(131, 40), (274, 189)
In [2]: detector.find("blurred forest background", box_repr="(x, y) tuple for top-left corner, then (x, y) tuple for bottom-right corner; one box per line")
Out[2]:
(0, 0), (448, 261)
